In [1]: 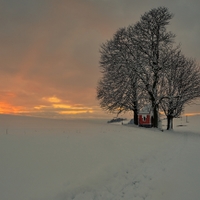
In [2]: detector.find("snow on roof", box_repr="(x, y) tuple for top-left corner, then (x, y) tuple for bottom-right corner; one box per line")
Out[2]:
(139, 104), (152, 114)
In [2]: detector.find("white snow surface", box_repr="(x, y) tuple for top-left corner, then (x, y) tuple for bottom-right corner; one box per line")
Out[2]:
(0, 114), (200, 200)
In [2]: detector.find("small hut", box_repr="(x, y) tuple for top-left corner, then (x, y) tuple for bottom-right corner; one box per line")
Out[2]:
(138, 105), (153, 128)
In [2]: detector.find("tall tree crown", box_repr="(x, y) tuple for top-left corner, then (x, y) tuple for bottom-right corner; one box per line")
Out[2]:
(141, 7), (173, 27)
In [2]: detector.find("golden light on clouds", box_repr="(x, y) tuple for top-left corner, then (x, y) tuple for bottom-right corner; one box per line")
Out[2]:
(43, 96), (61, 103)
(34, 96), (94, 116)
(52, 104), (71, 109)
(34, 105), (48, 110)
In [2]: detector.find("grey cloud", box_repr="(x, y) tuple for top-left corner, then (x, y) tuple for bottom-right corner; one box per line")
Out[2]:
(0, 0), (200, 116)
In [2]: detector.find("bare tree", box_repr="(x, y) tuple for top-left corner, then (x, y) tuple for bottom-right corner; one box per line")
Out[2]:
(97, 28), (141, 124)
(161, 48), (200, 129)
(124, 7), (175, 127)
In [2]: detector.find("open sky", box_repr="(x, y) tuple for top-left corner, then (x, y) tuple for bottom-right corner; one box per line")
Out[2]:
(1, 0), (200, 119)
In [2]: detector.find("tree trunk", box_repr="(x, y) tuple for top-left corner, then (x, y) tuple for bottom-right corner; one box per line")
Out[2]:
(167, 115), (170, 130)
(170, 117), (173, 129)
(153, 104), (158, 128)
(167, 115), (174, 130)
(133, 101), (138, 125)
(150, 95), (158, 128)
(133, 109), (138, 125)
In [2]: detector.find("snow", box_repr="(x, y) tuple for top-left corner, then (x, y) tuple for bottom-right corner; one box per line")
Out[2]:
(139, 104), (152, 114)
(0, 114), (200, 200)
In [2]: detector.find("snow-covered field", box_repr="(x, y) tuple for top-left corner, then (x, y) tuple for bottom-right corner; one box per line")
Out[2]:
(0, 114), (200, 200)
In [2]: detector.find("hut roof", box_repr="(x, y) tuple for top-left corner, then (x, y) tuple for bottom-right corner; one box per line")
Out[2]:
(139, 105), (152, 114)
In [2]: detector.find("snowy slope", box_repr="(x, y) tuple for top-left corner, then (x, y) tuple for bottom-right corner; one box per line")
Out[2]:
(0, 114), (200, 200)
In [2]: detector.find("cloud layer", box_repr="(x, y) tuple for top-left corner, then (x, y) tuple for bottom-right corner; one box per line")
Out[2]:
(1, 0), (200, 118)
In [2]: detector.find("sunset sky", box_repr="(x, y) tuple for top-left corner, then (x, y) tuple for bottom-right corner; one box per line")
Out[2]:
(1, 0), (200, 119)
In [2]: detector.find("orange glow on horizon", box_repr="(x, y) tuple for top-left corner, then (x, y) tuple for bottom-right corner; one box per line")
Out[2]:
(183, 113), (200, 116)
(0, 95), (199, 118)
(0, 102), (25, 114)
(52, 104), (72, 109)
(59, 110), (94, 115)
